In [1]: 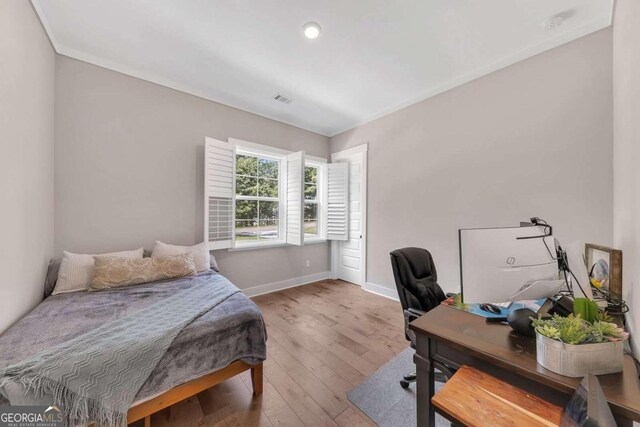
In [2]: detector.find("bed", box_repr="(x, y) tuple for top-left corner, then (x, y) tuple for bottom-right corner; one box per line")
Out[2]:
(0, 270), (267, 425)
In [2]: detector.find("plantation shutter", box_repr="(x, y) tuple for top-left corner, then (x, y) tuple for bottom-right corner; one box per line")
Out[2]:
(286, 151), (305, 246)
(326, 162), (349, 241)
(204, 137), (235, 250)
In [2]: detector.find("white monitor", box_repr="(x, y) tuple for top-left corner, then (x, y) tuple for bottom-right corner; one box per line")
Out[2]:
(459, 225), (565, 304)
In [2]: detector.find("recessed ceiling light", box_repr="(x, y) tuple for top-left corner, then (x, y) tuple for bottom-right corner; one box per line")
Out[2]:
(303, 22), (321, 40)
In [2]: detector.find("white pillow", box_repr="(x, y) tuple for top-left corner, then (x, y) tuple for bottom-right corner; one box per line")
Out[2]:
(151, 241), (211, 273)
(53, 248), (144, 295)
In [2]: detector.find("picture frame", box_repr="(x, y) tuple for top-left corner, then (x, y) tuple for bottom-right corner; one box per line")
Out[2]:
(584, 243), (623, 300)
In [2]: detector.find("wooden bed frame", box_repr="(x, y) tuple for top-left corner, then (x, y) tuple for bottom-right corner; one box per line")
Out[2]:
(126, 360), (263, 426)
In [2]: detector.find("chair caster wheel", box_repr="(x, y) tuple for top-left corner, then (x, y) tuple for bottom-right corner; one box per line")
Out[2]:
(400, 380), (410, 389)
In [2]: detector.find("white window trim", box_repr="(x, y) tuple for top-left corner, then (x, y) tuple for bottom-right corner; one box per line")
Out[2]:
(230, 240), (290, 251)
(229, 138), (328, 163)
(229, 138), (328, 250)
(227, 237), (327, 252)
(304, 159), (327, 243)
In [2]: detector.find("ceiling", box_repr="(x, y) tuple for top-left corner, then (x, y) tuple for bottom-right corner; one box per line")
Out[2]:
(32, 0), (613, 136)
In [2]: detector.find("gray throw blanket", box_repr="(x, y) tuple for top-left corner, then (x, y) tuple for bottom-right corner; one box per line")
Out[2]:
(0, 281), (240, 427)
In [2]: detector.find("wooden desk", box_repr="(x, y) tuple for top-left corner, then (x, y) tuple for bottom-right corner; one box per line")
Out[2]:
(410, 305), (640, 427)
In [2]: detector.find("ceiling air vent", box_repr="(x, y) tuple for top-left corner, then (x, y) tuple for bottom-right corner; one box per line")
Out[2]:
(273, 94), (293, 104)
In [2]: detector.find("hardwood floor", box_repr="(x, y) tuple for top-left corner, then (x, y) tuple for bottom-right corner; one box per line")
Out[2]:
(141, 279), (406, 426)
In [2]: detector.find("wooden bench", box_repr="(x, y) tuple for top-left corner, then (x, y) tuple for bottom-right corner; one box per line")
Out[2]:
(431, 365), (562, 426)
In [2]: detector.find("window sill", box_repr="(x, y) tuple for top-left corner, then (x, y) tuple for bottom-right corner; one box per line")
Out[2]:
(304, 237), (327, 245)
(229, 240), (288, 251)
(228, 238), (328, 251)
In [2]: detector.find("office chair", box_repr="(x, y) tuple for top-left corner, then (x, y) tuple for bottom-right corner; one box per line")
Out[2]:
(390, 247), (455, 388)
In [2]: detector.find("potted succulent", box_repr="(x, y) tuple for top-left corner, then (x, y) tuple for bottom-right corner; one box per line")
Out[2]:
(532, 298), (629, 378)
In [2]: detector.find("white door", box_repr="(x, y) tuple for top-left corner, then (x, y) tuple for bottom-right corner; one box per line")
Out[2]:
(331, 144), (367, 286)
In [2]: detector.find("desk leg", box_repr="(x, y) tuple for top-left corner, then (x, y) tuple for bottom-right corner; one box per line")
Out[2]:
(414, 351), (435, 427)
(614, 414), (632, 427)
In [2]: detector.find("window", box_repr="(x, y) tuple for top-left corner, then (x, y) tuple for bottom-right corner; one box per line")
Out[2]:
(205, 137), (347, 250)
(235, 152), (282, 243)
(304, 165), (320, 239)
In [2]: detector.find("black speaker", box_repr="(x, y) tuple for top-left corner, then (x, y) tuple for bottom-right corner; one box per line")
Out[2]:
(507, 308), (537, 337)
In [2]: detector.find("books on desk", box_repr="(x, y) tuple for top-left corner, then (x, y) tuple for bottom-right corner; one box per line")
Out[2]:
(442, 294), (546, 319)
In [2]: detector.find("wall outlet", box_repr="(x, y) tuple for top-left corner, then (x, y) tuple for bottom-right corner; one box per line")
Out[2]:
(305, 260), (311, 267)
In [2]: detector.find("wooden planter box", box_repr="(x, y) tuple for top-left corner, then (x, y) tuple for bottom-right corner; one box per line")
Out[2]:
(535, 332), (626, 378)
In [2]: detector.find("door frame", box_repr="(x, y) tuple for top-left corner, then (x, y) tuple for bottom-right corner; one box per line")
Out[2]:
(330, 143), (368, 286)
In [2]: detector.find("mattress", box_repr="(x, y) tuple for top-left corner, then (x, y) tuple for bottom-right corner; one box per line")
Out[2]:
(0, 270), (267, 405)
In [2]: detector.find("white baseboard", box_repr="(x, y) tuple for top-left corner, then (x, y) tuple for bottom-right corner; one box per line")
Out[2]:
(243, 271), (331, 298)
(363, 282), (399, 301)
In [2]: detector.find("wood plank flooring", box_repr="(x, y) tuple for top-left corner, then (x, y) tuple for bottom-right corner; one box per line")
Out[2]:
(140, 279), (406, 426)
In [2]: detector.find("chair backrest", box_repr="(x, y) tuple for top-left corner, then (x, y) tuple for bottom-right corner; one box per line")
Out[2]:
(390, 247), (446, 314)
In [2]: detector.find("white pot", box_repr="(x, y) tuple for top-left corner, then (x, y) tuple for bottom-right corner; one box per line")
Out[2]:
(535, 332), (626, 378)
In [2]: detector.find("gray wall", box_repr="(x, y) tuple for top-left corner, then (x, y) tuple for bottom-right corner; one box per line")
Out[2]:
(331, 29), (613, 293)
(0, 1), (55, 333)
(54, 56), (330, 290)
(613, 1), (640, 354)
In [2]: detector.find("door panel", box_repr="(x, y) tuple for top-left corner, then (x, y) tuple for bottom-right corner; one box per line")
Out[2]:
(332, 146), (367, 286)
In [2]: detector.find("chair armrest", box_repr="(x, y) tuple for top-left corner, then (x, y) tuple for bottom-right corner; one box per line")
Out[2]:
(404, 308), (426, 346)
(405, 308), (426, 323)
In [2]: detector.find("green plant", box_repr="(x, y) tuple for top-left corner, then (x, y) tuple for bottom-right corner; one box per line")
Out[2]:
(597, 311), (614, 323)
(589, 321), (627, 342)
(536, 324), (561, 341)
(531, 314), (629, 345)
(555, 315), (588, 344)
(573, 298), (599, 324)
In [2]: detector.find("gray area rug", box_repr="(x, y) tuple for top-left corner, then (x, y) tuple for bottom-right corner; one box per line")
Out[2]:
(347, 348), (448, 427)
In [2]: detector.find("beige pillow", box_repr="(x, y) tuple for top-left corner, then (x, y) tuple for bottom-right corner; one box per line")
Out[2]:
(90, 254), (197, 291)
(151, 241), (211, 272)
(52, 248), (144, 295)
